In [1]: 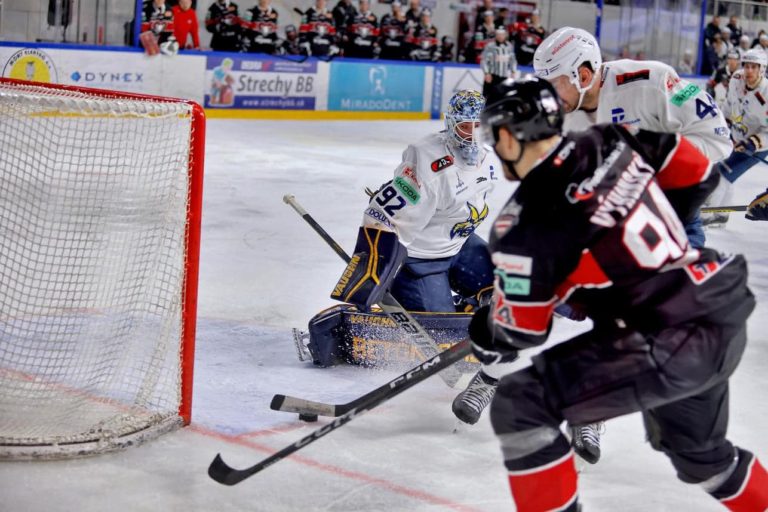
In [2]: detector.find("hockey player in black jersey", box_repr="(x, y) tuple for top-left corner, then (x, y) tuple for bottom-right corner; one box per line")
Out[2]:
(471, 77), (768, 511)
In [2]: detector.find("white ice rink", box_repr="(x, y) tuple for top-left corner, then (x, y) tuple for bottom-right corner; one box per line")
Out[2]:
(2, 119), (768, 512)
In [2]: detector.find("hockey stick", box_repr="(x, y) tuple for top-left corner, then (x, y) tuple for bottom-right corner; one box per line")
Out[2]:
(208, 338), (471, 485)
(701, 205), (747, 213)
(282, 194), (464, 388)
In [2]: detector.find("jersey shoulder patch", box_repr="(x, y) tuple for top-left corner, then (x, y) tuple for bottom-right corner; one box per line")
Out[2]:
(615, 69), (651, 86)
(431, 155), (454, 172)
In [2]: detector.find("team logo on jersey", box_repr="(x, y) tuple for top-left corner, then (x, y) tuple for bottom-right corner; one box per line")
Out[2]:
(494, 200), (522, 237)
(450, 201), (489, 238)
(684, 254), (733, 284)
(393, 177), (420, 204)
(431, 155), (454, 172)
(566, 142), (626, 204)
(615, 70), (650, 86)
(670, 83), (701, 107)
(611, 107), (625, 123)
(401, 166), (421, 188)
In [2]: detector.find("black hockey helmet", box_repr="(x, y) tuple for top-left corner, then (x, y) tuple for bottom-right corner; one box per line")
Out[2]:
(479, 77), (564, 147)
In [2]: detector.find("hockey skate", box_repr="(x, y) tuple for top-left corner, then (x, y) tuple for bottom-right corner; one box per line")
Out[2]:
(292, 328), (312, 362)
(452, 371), (498, 425)
(570, 422), (604, 464)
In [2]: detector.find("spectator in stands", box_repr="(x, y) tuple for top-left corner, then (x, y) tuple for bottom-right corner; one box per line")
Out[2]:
(412, 8), (437, 38)
(465, 10), (496, 64)
(757, 33), (768, 54)
(379, 1), (409, 61)
(710, 50), (740, 111)
(751, 29), (766, 49)
(720, 26), (734, 52)
(738, 34), (751, 58)
(332, 0), (357, 32)
(405, 0), (424, 28)
(241, 0), (279, 54)
(513, 11), (546, 66)
(704, 15), (721, 46)
(474, 0), (496, 30)
(481, 27), (516, 98)
(678, 48), (695, 74)
(438, 35), (455, 62)
(172, 0), (200, 49)
(278, 24), (302, 55)
(142, 0), (175, 45)
(205, 0), (242, 52)
(495, 7), (509, 29)
(727, 15), (742, 45)
(352, 0), (377, 27)
(702, 32), (727, 75)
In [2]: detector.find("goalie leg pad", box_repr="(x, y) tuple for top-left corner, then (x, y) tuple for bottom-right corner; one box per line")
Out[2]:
(306, 305), (350, 367)
(330, 227), (406, 311)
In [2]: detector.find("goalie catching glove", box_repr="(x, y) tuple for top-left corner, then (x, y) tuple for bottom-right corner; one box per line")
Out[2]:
(468, 305), (519, 365)
(330, 227), (407, 311)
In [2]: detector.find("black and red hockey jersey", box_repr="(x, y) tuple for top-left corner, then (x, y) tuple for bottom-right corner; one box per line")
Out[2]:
(488, 123), (753, 349)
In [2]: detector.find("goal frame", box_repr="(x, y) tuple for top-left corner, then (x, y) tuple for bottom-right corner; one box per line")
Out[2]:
(0, 77), (205, 452)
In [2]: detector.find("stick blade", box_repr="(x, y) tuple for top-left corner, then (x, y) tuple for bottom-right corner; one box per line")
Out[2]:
(270, 394), (338, 417)
(208, 454), (248, 486)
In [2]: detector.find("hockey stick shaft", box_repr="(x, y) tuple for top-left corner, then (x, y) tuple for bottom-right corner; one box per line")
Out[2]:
(209, 338), (472, 485)
(282, 194), (464, 388)
(700, 205), (747, 212)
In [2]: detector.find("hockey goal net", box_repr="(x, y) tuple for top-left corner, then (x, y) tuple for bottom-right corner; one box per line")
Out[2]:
(0, 78), (204, 459)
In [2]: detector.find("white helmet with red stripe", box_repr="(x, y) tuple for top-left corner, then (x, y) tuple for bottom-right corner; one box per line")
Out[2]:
(533, 27), (602, 110)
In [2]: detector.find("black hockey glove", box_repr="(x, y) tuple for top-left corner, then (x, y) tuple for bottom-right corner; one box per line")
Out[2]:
(468, 305), (519, 365)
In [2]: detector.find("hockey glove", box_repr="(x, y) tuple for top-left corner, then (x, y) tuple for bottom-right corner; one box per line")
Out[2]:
(734, 135), (760, 154)
(554, 303), (588, 322)
(468, 305), (519, 365)
(330, 227), (407, 311)
(746, 188), (768, 221)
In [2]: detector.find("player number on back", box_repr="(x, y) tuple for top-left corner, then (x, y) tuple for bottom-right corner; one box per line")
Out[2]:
(622, 184), (689, 269)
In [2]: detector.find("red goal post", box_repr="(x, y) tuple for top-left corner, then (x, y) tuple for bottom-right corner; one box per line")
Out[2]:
(0, 78), (204, 459)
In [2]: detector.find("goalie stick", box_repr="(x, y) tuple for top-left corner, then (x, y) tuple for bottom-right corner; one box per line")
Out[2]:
(282, 194), (464, 388)
(208, 338), (472, 485)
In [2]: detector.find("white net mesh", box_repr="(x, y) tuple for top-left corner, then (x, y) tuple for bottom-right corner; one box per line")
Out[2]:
(0, 81), (198, 459)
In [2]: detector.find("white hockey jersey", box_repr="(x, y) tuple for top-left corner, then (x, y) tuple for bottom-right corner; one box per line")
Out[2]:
(594, 59), (732, 162)
(362, 132), (497, 259)
(725, 70), (768, 147)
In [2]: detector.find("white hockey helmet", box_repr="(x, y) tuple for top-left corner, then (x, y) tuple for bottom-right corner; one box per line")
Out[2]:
(533, 27), (602, 110)
(742, 48), (768, 74)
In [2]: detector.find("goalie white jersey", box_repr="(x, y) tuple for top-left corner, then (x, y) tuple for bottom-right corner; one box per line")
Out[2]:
(725, 69), (768, 147)
(595, 59), (732, 162)
(362, 132), (497, 259)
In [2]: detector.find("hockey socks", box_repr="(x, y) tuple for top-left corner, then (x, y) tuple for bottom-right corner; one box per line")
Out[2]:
(506, 451), (579, 512)
(717, 453), (768, 511)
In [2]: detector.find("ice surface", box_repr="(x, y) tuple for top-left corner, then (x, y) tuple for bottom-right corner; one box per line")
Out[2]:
(2, 119), (767, 512)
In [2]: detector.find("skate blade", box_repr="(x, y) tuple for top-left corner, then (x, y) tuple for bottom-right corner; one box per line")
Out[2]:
(292, 328), (311, 362)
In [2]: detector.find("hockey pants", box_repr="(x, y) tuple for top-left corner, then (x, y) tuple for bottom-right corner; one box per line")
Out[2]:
(389, 234), (494, 312)
(489, 302), (765, 511)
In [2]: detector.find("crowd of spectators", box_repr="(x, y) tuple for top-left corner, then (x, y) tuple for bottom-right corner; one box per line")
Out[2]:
(698, 14), (768, 109)
(139, 0), (547, 63)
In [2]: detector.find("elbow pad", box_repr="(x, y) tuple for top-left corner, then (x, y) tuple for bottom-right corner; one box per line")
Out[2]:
(330, 227), (407, 311)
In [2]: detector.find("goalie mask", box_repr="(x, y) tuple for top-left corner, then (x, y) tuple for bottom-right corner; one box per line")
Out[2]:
(445, 90), (485, 165)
